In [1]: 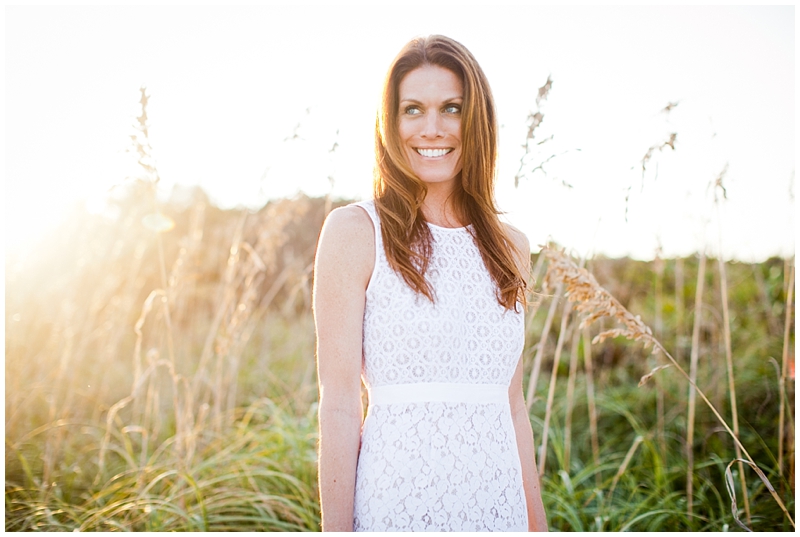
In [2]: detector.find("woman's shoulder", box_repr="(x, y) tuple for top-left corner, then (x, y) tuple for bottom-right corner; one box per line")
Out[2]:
(501, 222), (531, 278)
(317, 204), (376, 267)
(322, 204), (375, 239)
(502, 222), (530, 255)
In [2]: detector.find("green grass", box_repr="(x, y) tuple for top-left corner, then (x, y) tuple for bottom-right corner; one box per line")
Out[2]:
(5, 193), (794, 531)
(525, 351), (794, 531)
(6, 398), (320, 531)
(7, 336), (793, 531)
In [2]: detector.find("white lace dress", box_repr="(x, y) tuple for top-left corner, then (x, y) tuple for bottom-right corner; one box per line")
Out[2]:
(352, 200), (528, 532)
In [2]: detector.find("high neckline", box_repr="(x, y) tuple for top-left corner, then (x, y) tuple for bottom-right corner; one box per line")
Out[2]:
(426, 221), (471, 231)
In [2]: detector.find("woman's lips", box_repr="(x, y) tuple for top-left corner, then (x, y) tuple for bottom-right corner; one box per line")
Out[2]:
(415, 148), (454, 158)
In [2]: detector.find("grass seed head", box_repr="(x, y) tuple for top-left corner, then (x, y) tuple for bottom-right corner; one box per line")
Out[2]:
(542, 246), (653, 347)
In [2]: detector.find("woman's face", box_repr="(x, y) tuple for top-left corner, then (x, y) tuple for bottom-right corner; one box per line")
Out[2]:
(397, 65), (463, 188)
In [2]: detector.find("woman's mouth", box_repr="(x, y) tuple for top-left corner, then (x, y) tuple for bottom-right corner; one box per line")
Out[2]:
(415, 148), (453, 158)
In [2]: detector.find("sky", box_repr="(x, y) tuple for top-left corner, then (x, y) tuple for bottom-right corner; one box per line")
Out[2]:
(3, 4), (795, 261)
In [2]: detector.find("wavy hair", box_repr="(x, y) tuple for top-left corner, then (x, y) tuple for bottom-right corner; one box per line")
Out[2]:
(374, 35), (527, 311)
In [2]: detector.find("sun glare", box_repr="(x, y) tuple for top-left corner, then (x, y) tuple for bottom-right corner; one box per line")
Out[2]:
(6, 196), (72, 256)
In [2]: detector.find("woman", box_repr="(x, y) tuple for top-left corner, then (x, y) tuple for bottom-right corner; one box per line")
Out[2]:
(313, 35), (548, 532)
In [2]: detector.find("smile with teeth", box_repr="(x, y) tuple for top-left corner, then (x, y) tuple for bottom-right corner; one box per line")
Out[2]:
(416, 148), (453, 158)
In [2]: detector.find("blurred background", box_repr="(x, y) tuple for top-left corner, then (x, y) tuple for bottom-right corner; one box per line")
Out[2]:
(4, 4), (795, 532)
(5, 5), (794, 260)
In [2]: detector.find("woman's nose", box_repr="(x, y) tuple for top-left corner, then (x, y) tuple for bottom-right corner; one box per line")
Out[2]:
(420, 112), (443, 138)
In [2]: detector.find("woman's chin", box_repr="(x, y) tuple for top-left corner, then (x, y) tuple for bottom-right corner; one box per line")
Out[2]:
(415, 169), (462, 187)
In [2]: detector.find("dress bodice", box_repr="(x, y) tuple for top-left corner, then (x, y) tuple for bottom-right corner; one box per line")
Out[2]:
(357, 200), (524, 389)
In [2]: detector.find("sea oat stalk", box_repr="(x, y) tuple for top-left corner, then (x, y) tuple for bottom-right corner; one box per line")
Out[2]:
(686, 252), (705, 517)
(779, 260), (795, 477)
(526, 281), (563, 411)
(654, 251), (667, 464)
(538, 304), (571, 476)
(714, 167), (750, 523)
(564, 325), (581, 468)
(582, 327), (601, 486)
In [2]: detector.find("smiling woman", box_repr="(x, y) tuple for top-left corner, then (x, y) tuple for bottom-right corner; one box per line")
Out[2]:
(372, 35), (524, 309)
(313, 35), (548, 532)
(397, 65), (464, 190)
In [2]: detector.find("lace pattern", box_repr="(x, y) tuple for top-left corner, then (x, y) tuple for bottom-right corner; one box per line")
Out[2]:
(354, 401), (527, 531)
(361, 207), (524, 388)
(352, 200), (527, 532)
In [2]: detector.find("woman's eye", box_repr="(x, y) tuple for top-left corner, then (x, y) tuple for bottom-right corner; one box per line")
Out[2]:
(444, 104), (461, 114)
(404, 106), (422, 115)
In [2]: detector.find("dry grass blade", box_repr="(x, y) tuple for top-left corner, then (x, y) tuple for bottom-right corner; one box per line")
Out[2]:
(724, 459), (753, 532)
(526, 281), (563, 411)
(714, 168), (750, 523)
(653, 251), (667, 466)
(674, 257), (684, 361)
(582, 327), (601, 487)
(542, 245), (795, 529)
(563, 326), (581, 468)
(639, 364), (672, 387)
(538, 304), (571, 476)
(686, 252), (706, 517)
(779, 260), (795, 477)
(608, 435), (644, 500)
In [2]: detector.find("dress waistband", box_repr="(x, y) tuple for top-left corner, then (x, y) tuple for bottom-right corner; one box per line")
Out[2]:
(368, 382), (509, 405)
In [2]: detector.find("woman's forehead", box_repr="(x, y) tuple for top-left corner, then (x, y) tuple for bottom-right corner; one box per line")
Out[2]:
(398, 65), (463, 100)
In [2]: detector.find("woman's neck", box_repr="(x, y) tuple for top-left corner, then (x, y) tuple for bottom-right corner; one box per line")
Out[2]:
(421, 183), (465, 228)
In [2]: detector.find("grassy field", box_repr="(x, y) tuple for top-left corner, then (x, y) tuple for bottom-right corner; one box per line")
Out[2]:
(5, 181), (794, 530)
(5, 91), (795, 531)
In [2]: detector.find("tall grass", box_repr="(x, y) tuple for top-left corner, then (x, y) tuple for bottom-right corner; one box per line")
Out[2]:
(686, 251), (706, 517)
(6, 87), (795, 532)
(713, 171), (751, 524)
(6, 88), (330, 531)
(537, 247), (795, 531)
(778, 260), (795, 480)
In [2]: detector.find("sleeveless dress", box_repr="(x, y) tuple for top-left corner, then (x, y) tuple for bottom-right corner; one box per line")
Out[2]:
(352, 200), (528, 532)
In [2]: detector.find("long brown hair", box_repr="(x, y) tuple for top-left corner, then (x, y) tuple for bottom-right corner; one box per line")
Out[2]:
(374, 35), (527, 311)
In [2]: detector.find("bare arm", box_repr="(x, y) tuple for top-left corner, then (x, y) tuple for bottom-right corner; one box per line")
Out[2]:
(510, 356), (548, 531)
(313, 206), (375, 532)
(506, 226), (548, 531)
